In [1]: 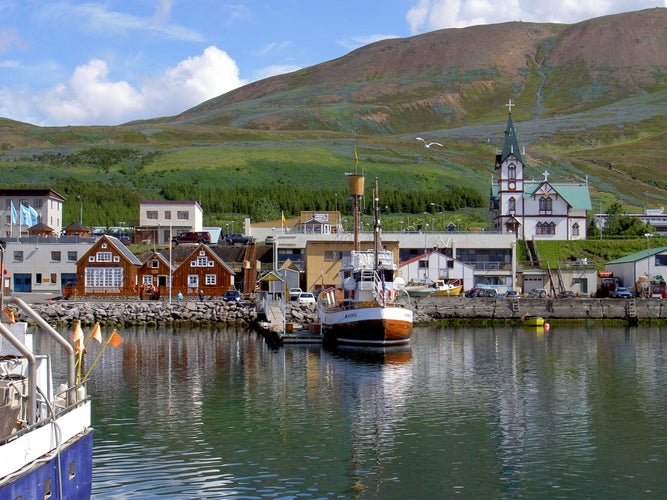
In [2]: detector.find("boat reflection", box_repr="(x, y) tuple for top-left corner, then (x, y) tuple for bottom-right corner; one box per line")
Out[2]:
(324, 344), (412, 365)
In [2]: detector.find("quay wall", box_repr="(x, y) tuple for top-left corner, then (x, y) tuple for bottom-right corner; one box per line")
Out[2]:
(10, 296), (667, 328)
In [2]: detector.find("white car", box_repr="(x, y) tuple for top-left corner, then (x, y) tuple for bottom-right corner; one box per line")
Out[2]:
(297, 292), (316, 304)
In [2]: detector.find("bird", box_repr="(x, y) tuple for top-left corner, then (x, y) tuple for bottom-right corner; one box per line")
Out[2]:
(416, 137), (443, 148)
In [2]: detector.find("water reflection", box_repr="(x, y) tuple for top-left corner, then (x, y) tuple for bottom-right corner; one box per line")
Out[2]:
(34, 324), (667, 498)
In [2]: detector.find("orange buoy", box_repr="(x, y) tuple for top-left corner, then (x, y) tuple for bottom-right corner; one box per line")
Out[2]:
(544, 323), (550, 332)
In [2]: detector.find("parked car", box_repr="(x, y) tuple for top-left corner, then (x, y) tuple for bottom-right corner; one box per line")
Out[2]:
(171, 231), (211, 245)
(610, 287), (633, 298)
(224, 233), (254, 245)
(465, 287), (485, 297)
(528, 288), (548, 298)
(481, 288), (497, 297)
(289, 288), (303, 301)
(222, 289), (242, 302)
(557, 290), (576, 299)
(297, 292), (316, 304)
(505, 290), (521, 298)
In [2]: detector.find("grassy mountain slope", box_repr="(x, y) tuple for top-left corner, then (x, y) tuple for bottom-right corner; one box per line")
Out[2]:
(0, 8), (666, 228)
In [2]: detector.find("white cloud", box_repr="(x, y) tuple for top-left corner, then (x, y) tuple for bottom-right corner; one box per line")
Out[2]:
(2, 45), (246, 126)
(407, 0), (665, 33)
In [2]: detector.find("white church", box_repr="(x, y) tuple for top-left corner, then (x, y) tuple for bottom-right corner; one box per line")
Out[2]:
(490, 101), (592, 240)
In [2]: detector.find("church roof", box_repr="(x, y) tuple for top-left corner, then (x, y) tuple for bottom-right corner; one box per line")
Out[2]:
(500, 113), (524, 164)
(524, 181), (592, 210)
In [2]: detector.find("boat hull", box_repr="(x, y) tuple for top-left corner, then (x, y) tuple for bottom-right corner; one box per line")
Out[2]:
(522, 316), (545, 327)
(0, 427), (93, 500)
(321, 305), (413, 346)
(433, 285), (463, 296)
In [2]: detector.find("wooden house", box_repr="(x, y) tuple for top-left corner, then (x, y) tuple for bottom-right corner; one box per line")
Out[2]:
(169, 244), (235, 298)
(138, 250), (174, 300)
(76, 235), (141, 297)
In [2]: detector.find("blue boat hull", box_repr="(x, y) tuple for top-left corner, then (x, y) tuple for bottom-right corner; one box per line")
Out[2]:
(0, 428), (93, 500)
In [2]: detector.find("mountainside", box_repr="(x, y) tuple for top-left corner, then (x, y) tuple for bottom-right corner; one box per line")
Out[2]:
(0, 8), (667, 228)
(171, 8), (667, 133)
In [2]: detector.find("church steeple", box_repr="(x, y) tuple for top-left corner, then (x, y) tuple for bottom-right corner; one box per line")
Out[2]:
(499, 99), (524, 164)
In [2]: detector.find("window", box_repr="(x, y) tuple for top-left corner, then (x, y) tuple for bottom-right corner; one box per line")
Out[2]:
(655, 254), (667, 266)
(165, 211), (171, 220)
(572, 223), (580, 237)
(36, 273), (42, 284)
(195, 256), (208, 267)
(418, 259), (429, 269)
(96, 252), (112, 262)
(508, 163), (516, 179)
(142, 276), (154, 285)
(51, 251), (61, 262)
(508, 197), (516, 213)
(68, 251), (78, 262)
(13, 251), (23, 262)
(4, 214), (9, 225)
(147, 211), (158, 220)
(51, 273), (57, 284)
(151, 259), (160, 268)
(188, 275), (199, 288)
(33, 199), (44, 209)
(205, 274), (216, 285)
(177, 211), (189, 220)
(324, 251), (343, 261)
(536, 222), (556, 235)
(85, 268), (123, 287)
(539, 197), (553, 214)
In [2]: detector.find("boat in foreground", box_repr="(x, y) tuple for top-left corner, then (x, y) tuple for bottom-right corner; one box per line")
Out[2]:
(318, 171), (413, 346)
(0, 296), (92, 499)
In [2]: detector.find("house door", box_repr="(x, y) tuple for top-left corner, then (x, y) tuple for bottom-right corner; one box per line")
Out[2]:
(14, 273), (32, 292)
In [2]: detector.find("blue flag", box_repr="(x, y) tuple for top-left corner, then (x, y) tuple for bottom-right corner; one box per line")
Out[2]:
(29, 206), (39, 226)
(20, 204), (31, 226)
(10, 201), (17, 224)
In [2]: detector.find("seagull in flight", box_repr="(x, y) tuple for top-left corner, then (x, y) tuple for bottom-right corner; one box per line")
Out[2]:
(416, 137), (443, 148)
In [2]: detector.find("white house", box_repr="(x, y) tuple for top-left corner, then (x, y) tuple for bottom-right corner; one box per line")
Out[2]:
(138, 200), (204, 244)
(605, 246), (667, 296)
(0, 188), (66, 237)
(490, 101), (592, 240)
(399, 250), (475, 290)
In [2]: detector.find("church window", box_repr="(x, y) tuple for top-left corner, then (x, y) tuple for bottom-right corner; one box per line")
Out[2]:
(508, 163), (516, 179)
(508, 197), (516, 213)
(539, 196), (552, 214)
(572, 223), (580, 237)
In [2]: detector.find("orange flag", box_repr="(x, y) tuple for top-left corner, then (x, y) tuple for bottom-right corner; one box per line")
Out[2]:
(72, 321), (83, 347)
(109, 330), (124, 348)
(90, 323), (102, 343)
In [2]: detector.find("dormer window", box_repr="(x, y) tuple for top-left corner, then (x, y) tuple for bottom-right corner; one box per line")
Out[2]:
(539, 196), (552, 214)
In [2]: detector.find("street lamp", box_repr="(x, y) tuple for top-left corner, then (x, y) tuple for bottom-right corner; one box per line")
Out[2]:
(76, 195), (83, 225)
(430, 202), (446, 231)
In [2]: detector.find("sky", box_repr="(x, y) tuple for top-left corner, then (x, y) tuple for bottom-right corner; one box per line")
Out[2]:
(0, 1), (664, 127)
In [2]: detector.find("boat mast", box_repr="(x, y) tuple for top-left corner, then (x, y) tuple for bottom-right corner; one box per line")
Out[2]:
(373, 178), (380, 268)
(346, 151), (365, 252)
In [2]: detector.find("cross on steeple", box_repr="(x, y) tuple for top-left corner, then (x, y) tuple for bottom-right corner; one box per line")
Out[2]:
(543, 170), (550, 182)
(505, 98), (515, 113)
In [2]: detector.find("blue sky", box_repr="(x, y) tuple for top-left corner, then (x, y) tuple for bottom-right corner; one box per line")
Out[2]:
(0, 0), (663, 126)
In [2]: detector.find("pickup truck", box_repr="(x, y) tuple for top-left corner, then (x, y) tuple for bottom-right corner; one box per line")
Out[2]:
(171, 231), (211, 245)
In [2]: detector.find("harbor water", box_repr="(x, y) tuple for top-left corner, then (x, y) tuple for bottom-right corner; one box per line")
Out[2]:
(47, 324), (667, 498)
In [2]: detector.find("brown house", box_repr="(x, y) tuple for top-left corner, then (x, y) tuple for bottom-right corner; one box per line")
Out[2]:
(138, 250), (173, 299)
(168, 244), (235, 298)
(76, 235), (141, 297)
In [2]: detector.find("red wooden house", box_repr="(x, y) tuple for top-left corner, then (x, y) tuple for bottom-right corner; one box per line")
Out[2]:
(169, 244), (235, 298)
(76, 235), (141, 297)
(138, 250), (173, 299)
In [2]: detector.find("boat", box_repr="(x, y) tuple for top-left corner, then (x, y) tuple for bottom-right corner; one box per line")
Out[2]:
(0, 296), (93, 499)
(521, 314), (545, 327)
(318, 170), (413, 346)
(404, 283), (436, 297)
(432, 279), (463, 296)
